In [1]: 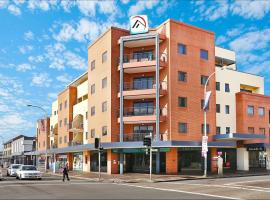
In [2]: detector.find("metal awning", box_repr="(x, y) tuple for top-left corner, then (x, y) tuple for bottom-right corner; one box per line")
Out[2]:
(214, 133), (265, 141)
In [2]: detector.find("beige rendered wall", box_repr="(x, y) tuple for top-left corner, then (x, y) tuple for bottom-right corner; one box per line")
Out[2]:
(50, 100), (58, 145)
(216, 68), (264, 134)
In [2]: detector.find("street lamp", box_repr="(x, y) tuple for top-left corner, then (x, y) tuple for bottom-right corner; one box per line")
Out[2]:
(27, 104), (48, 172)
(202, 66), (226, 177)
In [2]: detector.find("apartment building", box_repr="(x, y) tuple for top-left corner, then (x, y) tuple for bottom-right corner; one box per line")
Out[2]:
(50, 100), (58, 149)
(3, 139), (12, 167)
(31, 18), (270, 175)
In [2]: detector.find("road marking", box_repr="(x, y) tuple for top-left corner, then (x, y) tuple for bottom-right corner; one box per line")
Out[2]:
(117, 183), (240, 200)
(0, 182), (105, 188)
(224, 178), (270, 186)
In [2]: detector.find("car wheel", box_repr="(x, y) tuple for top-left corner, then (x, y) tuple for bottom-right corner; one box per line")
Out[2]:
(16, 176), (18, 179)
(38, 178), (42, 180)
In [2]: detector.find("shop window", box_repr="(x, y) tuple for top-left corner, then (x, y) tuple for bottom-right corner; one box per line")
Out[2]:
(177, 43), (186, 55)
(178, 71), (187, 82)
(178, 122), (187, 133)
(258, 107), (265, 116)
(247, 105), (254, 116)
(178, 97), (187, 108)
(248, 127), (255, 134)
(200, 49), (208, 60)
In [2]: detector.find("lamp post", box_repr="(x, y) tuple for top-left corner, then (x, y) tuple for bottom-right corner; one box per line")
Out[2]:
(27, 104), (48, 173)
(203, 66), (225, 177)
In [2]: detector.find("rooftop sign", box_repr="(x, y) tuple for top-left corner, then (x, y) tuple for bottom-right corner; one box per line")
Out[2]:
(129, 15), (149, 35)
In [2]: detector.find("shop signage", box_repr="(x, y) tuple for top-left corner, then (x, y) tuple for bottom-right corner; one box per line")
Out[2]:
(112, 148), (170, 154)
(247, 147), (265, 151)
(130, 15), (149, 35)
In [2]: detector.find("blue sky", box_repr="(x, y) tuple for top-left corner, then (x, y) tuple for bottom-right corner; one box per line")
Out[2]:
(0, 0), (270, 144)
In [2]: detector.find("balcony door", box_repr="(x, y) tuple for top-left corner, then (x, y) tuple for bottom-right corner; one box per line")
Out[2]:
(133, 101), (154, 116)
(133, 77), (154, 90)
(133, 51), (153, 62)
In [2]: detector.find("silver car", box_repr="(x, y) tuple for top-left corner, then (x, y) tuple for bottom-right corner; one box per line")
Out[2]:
(7, 164), (22, 177)
(16, 165), (42, 180)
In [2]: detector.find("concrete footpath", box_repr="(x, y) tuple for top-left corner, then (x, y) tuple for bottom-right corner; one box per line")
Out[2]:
(47, 170), (270, 183)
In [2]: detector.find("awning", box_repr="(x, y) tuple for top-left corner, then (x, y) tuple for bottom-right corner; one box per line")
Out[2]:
(214, 133), (265, 141)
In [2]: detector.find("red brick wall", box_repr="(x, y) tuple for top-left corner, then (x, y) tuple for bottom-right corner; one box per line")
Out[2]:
(166, 148), (178, 174)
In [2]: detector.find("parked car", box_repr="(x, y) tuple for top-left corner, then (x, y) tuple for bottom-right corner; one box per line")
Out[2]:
(16, 165), (42, 180)
(7, 164), (22, 177)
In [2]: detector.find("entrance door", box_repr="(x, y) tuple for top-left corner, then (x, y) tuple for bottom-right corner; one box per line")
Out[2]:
(249, 151), (266, 169)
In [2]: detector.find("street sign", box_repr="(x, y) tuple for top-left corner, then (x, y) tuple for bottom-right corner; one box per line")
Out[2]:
(203, 91), (212, 111)
(202, 136), (208, 156)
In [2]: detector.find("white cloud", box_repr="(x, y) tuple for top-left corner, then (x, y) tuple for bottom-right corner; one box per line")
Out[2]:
(48, 92), (58, 99)
(53, 23), (75, 42)
(64, 51), (87, 70)
(16, 63), (35, 72)
(128, 0), (159, 16)
(28, 55), (44, 63)
(31, 73), (52, 87)
(8, 4), (21, 15)
(229, 28), (270, 53)
(56, 73), (72, 83)
(28, 0), (50, 11)
(19, 45), (33, 54)
(216, 36), (227, 45)
(24, 31), (34, 40)
(121, 0), (130, 4)
(231, 0), (270, 19)
(60, 0), (75, 12)
(76, 0), (97, 16)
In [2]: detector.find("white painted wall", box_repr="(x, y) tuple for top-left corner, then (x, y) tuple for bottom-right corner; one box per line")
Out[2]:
(11, 137), (34, 155)
(237, 148), (249, 171)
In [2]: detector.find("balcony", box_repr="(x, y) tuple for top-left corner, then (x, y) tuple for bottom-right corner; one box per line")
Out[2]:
(68, 141), (83, 147)
(118, 81), (167, 99)
(118, 106), (167, 124)
(69, 114), (84, 133)
(113, 132), (168, 142)
(118, 53), (167, 73)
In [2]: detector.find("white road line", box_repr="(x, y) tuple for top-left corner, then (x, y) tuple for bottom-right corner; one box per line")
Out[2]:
(231, 184), (270, 190)
(117, 183), (240, 200)
(0, 182), (104, 188)
(224, 178), (270, 186)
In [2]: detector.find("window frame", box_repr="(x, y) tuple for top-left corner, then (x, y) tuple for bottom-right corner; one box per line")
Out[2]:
(178, 122), (188, 133)
(177, 43), (186, 55)
(178, 97), (187, 108)
(200, 49), (208, 60)
(102, 51), (107, 63)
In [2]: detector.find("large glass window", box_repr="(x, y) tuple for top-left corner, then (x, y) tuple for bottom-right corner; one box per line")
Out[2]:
(247, 105), (254, 115)
(177, 43), (186, 55)
(133, 51), (153, 62)
(133, 77), (154, 90)
(200, 49), (208, 60)
(133, 102), (154, 116)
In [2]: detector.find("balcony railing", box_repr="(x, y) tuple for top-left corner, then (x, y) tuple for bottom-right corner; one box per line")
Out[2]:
(113, 132), (167, 142)
(118, 106), (167, 117)
(121, 81), (167, 91)
(68, 123), (83, 130)
(118, 53), (167, 64)
(68, 141), (83, 146)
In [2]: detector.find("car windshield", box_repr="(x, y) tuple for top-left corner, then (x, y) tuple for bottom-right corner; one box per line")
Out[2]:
(21, 166), (37, 171)
(12, 165), (21, 169)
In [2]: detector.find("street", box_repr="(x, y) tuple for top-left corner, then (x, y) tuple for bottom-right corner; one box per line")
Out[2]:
(1, 173), (270, 199)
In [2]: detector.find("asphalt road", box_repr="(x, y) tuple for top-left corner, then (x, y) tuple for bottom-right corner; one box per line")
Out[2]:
(1, 173), (270, 199)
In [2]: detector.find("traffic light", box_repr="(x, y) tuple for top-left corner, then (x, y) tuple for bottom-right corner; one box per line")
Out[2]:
(95, 138), (100, 149)
(143, 137), (151, 147)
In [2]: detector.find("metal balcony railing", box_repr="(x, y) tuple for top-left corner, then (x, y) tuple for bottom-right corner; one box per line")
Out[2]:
(68, 123), (84, 130)
(68, 141), (83, 146)
(121, 81), (167, 91)
(119, 106), (167, 117)
(113, 132), (167, 142)
(118, 53), (167, 64)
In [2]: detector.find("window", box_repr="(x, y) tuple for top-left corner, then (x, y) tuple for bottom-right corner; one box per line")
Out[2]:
(178, 123), (187, 133)
(216, 82), (220, 91)
(178, 97), (187, 108)
(64, 136), (67, 143)
(91, 106), (95, 116)
(133, 77), (154, 90)
(201, 75), (209, 86)
(64, 118), (67, 126)
(201, 99), (209, 110)
(102, 51), (107, 63)
(247, 105), (254, 115)
(201, 124), (210, 134)
(59, 137), (62, 144)
(91, 84), (95, 94)
(200, 49), (208, 60)
(177, 43), (186, 55)
(259, 107), (265, 116)
(85, 112), (88, 120)
(225, 83), (230, 92)
(90, 129), (95, 138)
(259, 128), (265, 135)
(102, 101), (107, 112)
(85, 155), (88, 164)
(134, 125), (153, 134)
(59, 103), (62, 111)
(91, 60), (95, 71)
(59, 120), (62, 127)
(216, 127), (221, 135)
(102, 77), (107, 89)
(64, 100), (67, 108)
(216, 104), (220, 113)
(248, 127), (255, 134)
(85, 132), (88, 140)
(225, 105), (230, 114)
(226, 127), (230, 134)
(178, 71), (187, 82)
(102, 126), (107, 136)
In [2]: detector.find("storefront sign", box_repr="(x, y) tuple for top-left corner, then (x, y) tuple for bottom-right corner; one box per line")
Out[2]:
(112, 148), (170, 154)
(247, 147), (265, 151)
(130, 15), (149, 35)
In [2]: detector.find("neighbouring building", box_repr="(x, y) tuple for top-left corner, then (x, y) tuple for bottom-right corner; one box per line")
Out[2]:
(3, 139), (12, 167)
(28, 18), (270, 175)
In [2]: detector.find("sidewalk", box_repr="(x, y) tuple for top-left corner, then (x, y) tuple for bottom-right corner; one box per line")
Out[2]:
(47, 170), (270, 183)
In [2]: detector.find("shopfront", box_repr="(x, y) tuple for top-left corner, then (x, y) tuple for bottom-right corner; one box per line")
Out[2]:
(217, 148), (237, 172)
(90, 151), (107, 172)
(73, 152), (83, 171)
(56, 154), (67, 171)
(248, 147), (267, 169)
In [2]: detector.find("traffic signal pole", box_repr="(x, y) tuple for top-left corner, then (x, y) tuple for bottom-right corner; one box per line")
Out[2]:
(98, 148), (101, 181)
(149, 132), (152, 181)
